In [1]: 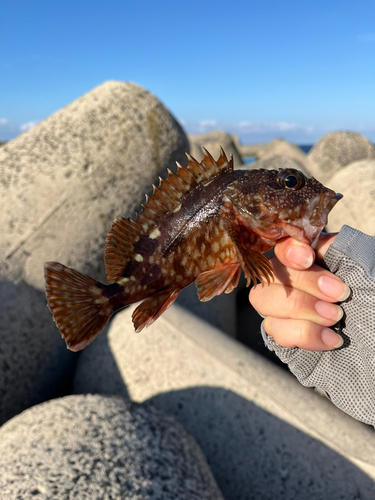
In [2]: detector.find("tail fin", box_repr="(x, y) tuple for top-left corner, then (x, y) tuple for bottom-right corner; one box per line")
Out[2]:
(44, 262), (113, 352)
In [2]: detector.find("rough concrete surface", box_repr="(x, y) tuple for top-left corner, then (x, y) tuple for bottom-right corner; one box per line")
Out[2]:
(325, 158), (375, 236)
(255, 138), (314, 173)
(188, 130), (244, 168)
(0, 394), (223, 500)
(0, 80), (189, 425)
(73, 303), (375, 500)
(308, 131), (375, 183)
(246, 154), (311, 177)
(0, 80), (189, 287)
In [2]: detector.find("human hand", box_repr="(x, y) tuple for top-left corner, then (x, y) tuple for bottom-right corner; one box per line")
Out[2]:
(249, 234), (351, 351)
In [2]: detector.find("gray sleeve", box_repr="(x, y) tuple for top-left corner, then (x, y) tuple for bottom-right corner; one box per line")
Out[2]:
(262, 225), (375, 426)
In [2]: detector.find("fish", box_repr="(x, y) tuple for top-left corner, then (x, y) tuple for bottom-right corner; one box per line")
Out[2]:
(44, 148), (342, 351)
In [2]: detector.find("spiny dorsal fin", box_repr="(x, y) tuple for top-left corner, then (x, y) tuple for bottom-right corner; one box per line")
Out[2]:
(137, 147), (233, 229)
(136, 147), (232, 228)
(105, 148), (233, 283)
(186, 147), (233, 183)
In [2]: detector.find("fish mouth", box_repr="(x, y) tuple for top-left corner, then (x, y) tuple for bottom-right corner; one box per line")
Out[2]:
(303, 190), (343, 248)
(306, 189), (343, 227)
(319, 192), (343, 224)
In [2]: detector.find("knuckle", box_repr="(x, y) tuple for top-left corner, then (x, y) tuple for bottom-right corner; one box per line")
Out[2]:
(287, 291), (304, 314)
(266, 318), (319, 350)
(264, 317), (288, 346)
(295, 324), (312, 346)
(295, 321), (322, 350)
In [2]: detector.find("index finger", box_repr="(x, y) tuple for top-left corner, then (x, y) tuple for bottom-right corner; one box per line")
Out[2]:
(267, 256), (350, 303)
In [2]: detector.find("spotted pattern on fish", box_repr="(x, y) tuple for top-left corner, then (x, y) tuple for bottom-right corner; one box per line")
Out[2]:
(44, 148), (343, 351)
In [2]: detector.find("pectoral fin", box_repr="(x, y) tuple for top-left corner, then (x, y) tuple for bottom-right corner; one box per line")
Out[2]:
(195, 263), (241, 302)
(221, 200), (274, 287)
(224, 265), (242, 294)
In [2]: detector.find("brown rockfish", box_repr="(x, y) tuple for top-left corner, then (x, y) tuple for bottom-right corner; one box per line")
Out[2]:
(44, 148), (342, 351)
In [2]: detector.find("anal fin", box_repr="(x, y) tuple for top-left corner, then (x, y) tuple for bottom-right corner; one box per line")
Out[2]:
(195, 263), (241, 302)
(132, 289), (180, 332)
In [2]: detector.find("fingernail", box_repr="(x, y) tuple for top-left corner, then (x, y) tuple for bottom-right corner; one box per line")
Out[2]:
(287, 246), (314, 269)
(315, 301), (344, 322)
(318, 276), (350, 301)
(321, 329), (344, 348)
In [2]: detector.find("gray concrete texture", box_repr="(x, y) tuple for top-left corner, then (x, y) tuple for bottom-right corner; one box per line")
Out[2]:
(73, 303), (375, 500)
(233, 137), (314, 170)
(0, 81), (190, 425)
(244, 154), (311, 177)
(188, 130), (244, 169)
(0, 80), (189, 287)
(252, 137), (315, 173)
(0, 394), (223, 500)
(307, 130), (375, 183)
(326, 158), (375, 236)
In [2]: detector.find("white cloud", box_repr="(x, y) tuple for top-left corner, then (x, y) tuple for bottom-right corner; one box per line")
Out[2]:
(181, 119), (336, 143)
(20, 121), (38, 132)
(0, 118), (8, 125)
(186, 119), (219, 135)
(238, 121), (252, 128)
(182, 119), (375, 144)
(184, 119), (312, 136)
(273, 122), (297, 131)
(235, 121), (299, 133)
(262, 122), (296, 132)
(199, 120), (218, 128)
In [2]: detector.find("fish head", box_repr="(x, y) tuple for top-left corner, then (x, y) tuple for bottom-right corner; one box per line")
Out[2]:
(226, 168), (342, 249)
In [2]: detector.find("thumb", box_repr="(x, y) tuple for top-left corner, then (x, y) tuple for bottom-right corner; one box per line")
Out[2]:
(315, 232), (338, 261)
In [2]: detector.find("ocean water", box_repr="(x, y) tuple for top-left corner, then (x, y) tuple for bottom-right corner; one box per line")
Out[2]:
(243, 144), (313, 164)
(299, 145), (313, 154)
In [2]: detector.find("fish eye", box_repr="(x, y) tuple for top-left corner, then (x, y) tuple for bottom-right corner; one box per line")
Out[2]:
(277, 169), (306, 190)
(284, 175), (298, 188)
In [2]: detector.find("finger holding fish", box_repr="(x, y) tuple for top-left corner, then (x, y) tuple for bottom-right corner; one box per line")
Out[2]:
(250, 274), (344, 326)
(250, 236), (350, 352)
(261, 254), (350, 303)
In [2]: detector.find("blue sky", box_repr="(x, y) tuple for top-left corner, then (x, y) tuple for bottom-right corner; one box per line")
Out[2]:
(1, 0), (374, 144)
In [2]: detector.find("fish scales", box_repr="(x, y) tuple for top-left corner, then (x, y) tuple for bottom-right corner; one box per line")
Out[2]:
(44, 147), (343, 351)
(131, 171), (242, 280)
(123, 169), (242, 284)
